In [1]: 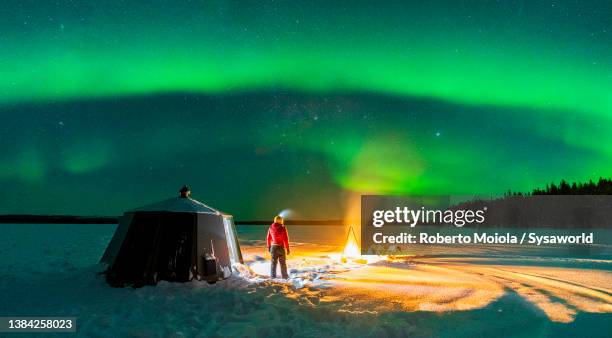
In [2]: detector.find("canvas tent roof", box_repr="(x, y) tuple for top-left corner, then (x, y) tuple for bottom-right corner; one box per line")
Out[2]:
(130, 197), (224, 214)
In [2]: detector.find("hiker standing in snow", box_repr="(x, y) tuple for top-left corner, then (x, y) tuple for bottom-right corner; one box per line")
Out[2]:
(267, 215), (290, 279)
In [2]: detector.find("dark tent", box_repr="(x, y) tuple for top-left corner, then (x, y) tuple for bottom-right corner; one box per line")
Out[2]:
(101, 195), (243, 287)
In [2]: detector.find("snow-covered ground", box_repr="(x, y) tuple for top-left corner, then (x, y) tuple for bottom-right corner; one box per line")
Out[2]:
(1, 223), (611, 337)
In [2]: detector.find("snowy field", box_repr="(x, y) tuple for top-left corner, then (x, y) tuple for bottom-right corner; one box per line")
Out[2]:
(1, 224), (611, 337)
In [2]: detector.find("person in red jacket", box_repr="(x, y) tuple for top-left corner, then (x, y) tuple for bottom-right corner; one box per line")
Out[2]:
(267, 215), (290, 279)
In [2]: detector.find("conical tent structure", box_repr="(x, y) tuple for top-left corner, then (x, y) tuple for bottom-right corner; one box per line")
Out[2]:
(101, 195), (243, 287)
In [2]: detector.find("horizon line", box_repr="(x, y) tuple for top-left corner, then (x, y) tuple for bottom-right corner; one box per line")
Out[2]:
(0, 214), (346, 225)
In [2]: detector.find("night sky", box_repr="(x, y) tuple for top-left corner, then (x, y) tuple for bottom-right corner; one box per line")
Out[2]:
(0, 1), (610, 219)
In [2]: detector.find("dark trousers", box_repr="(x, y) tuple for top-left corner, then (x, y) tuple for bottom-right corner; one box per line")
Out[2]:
(270, 245), (288, 279)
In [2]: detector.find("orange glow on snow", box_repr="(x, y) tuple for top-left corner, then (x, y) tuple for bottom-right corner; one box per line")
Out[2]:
(240, 242), (612, 323)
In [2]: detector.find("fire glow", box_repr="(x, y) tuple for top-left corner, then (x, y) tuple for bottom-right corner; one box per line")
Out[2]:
(342, 226), (360, 259)
(339, 225), (375, 265)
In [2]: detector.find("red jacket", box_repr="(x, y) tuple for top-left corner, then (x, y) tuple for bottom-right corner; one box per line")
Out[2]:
(267, 222), (290, 250)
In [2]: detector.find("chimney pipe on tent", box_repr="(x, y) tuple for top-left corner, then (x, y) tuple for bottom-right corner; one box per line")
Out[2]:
(179, 185), (191, 198)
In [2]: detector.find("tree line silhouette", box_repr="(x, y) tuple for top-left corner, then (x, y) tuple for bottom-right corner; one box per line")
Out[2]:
(450, 177), (612, 228)
(505, 177), (612, 197)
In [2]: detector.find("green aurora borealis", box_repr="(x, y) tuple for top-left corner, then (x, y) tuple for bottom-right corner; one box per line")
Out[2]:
(0, 1), (611, 218)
